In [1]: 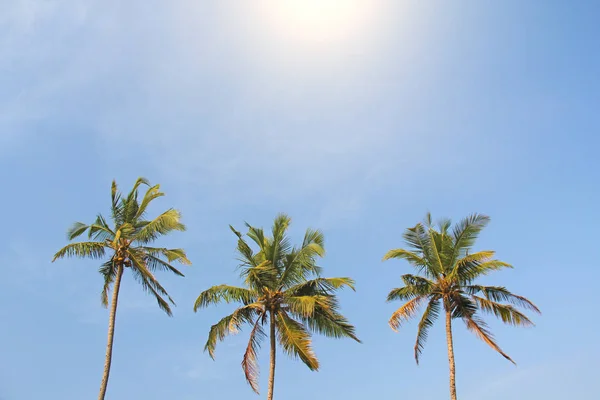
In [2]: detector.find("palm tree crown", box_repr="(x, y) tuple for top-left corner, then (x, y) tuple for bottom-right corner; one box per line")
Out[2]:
(383, 213), (540, 364)
(52, 177), (191, 314)
(194, 213), (360, 395)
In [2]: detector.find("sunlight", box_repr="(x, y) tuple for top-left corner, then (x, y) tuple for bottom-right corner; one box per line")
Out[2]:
(263, 0), (376, 42)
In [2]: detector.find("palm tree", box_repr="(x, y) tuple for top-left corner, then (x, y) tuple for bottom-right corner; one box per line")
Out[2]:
(194, 213), (360, 400)
(382, 213), (540, 400)
(52, 177), (191, 400)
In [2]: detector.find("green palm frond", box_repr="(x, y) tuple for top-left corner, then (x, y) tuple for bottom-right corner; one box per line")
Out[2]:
(471, 296), (534, 327)
(88, 214), (115, 242)
(134, 209), (186, 244)
(141, 247), (190, 264)
(135, 184), (164, 220)
(382, 248), (426, 267)
(110, 180), (124, 224)
(299, 303), (361, 342)
(52, 242), (106, 261)
(456, 259), (513, 283)
(278, 231), (325, 288)
(276, 311), (319, 370)
(128, 251), (175, 315)
(99, 260), (117, 307)
(414, 299), (440, 364)
(268, 213), (292, 271)
(451, 213), (490, 262)
(143, 254), (185, 277)
(285, 294), (337, 318)
(449, 251), (495, 278)
(465, 285), (541, 313)
(245, 223), (268, 255)
(67, 222), (89, 240)
(286, 277), (356, 297)
(194, 285), (258, 311)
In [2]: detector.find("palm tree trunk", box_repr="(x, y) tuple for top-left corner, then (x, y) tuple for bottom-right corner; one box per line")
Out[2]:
(98, 264), (124, 400)
(445, 309), (457, 400)
(266, 311), (277, 400)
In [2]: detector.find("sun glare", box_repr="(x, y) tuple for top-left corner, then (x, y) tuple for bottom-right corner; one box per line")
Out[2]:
(263, 0), (375, 42)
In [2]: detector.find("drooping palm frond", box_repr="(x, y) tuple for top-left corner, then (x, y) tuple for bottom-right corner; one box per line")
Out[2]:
(471, 296), (534, 327)
(298, 300), (361, 342)
(276, 311), (319, 370)
(463, 314), (515, 364)
(414, 299), (440, 364)
(389, 296), (427, 331)
(242, 315), (266, 393)
(99, 260), (117, 307)
(204, 304), (262, 358)
(464, 285), (541, 313)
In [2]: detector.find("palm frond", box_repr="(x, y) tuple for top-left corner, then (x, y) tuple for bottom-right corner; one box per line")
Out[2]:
(269, 213), (292, 271)
(99, 260), (116, 307)
(285, 295), (331, 318)
(389, 296), (426, 331)
(241, 260), (278, 291)
(278, 233), (325, 288)
(451, 213), (490, 262)
(134, 209), (186, 243)
(471, 296), (535, 327)
(111, 180), (124, 224)
(52, 242), (106, 261)
(455, 259), (513, 283)
(382, 248), (426, 268)
(449, 251), (495, 279)
(465, 285), (541, 314)
(242, 314), (266, 394)
(245, 223), (268, 254)
(67, 222), (89, 240)
(414, 299), (440, 364)
(135, 184), (164, 220)
(463, 314), (515, 364)
(129, 252), (175, 315)
(88, 214), (115, 242)
(194, 285), (258, 311)
(141, 247), (191, 264)
(402, 223), (440, 278)
(276, 311), (319, 370)
(285, 277), (355, 296)
(299, 302), (361, 342)
(387, 280), (435, 302)
(204, 305), (261, 358)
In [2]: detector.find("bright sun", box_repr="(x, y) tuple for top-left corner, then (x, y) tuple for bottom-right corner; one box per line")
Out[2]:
(263, 0), (374, 42)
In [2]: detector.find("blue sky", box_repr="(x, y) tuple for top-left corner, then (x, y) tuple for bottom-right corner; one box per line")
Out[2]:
(1, 1), (599, 399)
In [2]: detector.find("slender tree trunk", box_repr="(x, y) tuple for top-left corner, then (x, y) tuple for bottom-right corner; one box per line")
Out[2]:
(98, 264), (124, 400)
(445, 309), (457, 400)
(266, 311), (277, 400)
